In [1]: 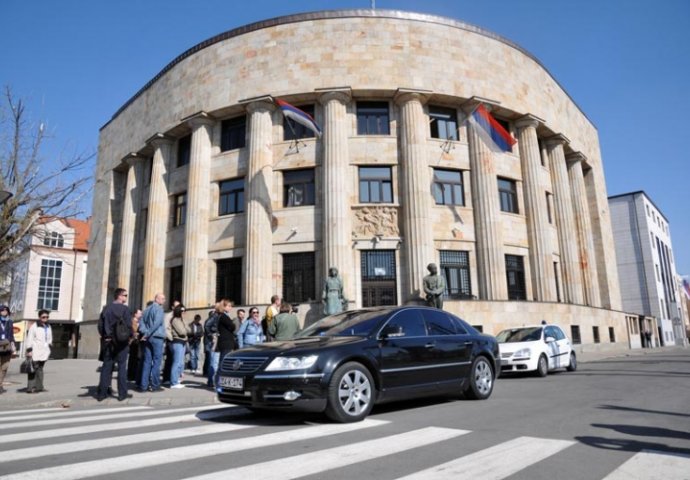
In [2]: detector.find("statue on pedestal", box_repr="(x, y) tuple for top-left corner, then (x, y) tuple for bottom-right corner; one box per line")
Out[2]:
(423, 263), (446, 309)
(322, 267), (347, 315)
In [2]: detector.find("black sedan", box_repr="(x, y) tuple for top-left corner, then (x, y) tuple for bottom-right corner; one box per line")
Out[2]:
(216, 306), (499, 422)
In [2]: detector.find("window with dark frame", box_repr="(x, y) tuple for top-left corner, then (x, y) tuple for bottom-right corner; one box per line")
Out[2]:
(177, 134), (191, 167)
(440, 250), (472, 298)
(283, 104), (316, 140)
(218, 178), (244, 216)
(608, 327), (616, 343)
(429, 106), (458, 140)
(356, 101), (390, 135)
(505, 254), (526, 300)
(37, 258), (62, 311)
(359, 166), (393, 204)
(593, 326), (601, 343)
(172, 193), (187, 227)
(43, 231), (65, 248)
(433, 169), (464, 206)
(220, 116), (246, 151)
(169, 266), (183, 306)
(283, 169), (315, 207)
(571, 325), (582, 344)
(216, 258), (242, 304)
(498, 177), (518, 213)
(282, 252), (316, 303)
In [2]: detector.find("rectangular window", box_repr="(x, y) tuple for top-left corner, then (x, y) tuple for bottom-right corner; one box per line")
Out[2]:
(216, 258), (242, 304)
(429, 106), (458, 140)
(553, 262), (561, 302)
(169, 266), (183, 305)
(440, 250), (472, 298)
(359, 166), (393, 204)
(284, 169), (315, 207)
(608, 327), (616, 343)
(433, 169), (464, 206)
(172, 193), (187, 227)
(571, 325), (582, 344)
(283, 252), (316, 303)
(283, 104), (316, 140)
(218, 178), (244, 216)
(505, 254), (526, 300)
(177, 134), (191, 167)
(43, 232), (65, 248)
(37, 259), (62, 311)
(357, 101), (390, 135)
(220, 116), (246, 151)
(498, 178), (518, 213)
(593, 326), (601, 343)
(546, 192), (553, 223)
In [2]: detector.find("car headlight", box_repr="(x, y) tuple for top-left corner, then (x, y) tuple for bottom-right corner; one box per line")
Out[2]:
(265, 355), (318, 371)
(513, 348), (531, 359)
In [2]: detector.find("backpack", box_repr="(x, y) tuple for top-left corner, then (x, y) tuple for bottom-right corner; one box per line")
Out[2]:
(114, 312), (130, 344)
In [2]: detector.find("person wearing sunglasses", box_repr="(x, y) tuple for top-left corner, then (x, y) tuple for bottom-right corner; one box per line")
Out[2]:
(25, 309), (53, 394)
(237, 308), (265, 349)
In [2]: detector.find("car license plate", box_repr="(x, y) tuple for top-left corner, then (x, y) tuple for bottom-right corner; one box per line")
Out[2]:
(219, 376), (243, 390)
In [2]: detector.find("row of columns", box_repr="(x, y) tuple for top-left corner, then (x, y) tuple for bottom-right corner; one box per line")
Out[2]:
(116, 92), (602, 308)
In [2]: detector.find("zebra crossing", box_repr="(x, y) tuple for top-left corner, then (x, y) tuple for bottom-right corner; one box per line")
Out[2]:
(0, 405), (688, 480)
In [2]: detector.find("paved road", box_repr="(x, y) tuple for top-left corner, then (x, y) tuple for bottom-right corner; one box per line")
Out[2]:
(0, 349), (688, 479)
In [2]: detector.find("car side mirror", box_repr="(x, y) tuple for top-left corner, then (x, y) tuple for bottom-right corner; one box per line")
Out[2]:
(381, 325), (404, 339)
(545, 336), (556, 343)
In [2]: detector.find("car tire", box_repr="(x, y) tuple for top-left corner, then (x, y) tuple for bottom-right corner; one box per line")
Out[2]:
(566, 352), (577, 372)
(536, 354), (548, 377)
(325, 362), (375, 423)
(463, 356), (494, 400)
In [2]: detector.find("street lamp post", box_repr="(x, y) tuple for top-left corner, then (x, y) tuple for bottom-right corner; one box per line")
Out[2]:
(0, 190), (13, 205)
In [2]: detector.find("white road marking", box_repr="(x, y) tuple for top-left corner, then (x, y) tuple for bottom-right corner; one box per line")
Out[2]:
(1, 406), (150, 422)
(602, 450), (690, 480)
(0, 408), (64, 416)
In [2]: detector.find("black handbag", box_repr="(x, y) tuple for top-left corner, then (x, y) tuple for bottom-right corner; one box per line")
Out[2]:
(20, 358), (35, 375)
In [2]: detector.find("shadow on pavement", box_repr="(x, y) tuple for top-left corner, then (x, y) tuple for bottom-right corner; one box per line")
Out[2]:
(598, 404), (690, 418)
(592, 423), (690, 441)
(575, 435), (690, 456)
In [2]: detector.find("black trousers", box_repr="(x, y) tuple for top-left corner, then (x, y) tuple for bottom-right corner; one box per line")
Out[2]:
(98, 342), (129, 398)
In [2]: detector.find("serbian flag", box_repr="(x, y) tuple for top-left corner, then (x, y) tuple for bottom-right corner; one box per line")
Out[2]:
(468, 104), (516, 152)
(276, 99), (322, 138)
(683, 278), (690, 299)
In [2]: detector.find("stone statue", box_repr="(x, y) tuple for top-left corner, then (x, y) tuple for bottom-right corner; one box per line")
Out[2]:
(423, 263), (446, 309)
(322, 267), (347, 315)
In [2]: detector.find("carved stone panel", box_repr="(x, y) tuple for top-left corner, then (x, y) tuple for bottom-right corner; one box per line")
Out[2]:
(353, 206), (400, 237)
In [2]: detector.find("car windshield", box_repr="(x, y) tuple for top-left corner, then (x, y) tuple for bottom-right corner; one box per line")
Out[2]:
(496, 327), (543, 343)
(295, 309), (387, 338)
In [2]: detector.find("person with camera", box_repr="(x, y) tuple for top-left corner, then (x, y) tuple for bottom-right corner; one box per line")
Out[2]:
(268, 303), (301, 341)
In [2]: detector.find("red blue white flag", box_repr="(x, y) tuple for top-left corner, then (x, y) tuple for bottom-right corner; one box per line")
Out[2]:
(276, 99), (322, 138)
(468, 104), (517, 153)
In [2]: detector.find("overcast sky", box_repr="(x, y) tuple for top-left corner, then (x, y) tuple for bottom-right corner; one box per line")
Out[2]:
(2, 0), (689, 275)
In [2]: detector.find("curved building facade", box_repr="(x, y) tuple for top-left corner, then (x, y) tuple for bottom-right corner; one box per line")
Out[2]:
(85, 10), (632, 351)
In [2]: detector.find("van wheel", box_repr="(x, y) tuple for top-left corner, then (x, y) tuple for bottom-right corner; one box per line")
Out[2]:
(325, 362), (374, 423)
(536, 354), (548, 377)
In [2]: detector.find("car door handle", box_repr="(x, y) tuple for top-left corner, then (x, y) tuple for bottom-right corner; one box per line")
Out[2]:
(424, 342), (435, 349)
(463, 341), (474, 346)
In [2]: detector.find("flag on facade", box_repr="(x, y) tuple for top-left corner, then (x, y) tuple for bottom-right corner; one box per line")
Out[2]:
(683, 278), (690, 299)
(276, 99), (322, 138)
(468, 104), (517, 153)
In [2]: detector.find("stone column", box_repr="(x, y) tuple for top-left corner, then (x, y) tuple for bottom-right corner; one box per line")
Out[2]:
(318, 88), (354, 299)
(545, 135), (584, 304)
(182, 113), (214, 308)
(395, 89), (434, 301)
(117, 153), (144, 293)
(465, 105), (507, 300)
(566, 152), (601, 307)
(515, 115), (554, 301)
(142, 134), (172, 304)
(243, 98), (275, 305)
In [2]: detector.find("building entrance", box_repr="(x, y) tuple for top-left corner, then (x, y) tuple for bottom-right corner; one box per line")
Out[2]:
(361, 250), (397, 307)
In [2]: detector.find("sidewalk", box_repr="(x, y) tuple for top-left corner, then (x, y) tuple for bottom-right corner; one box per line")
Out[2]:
(0, 345), (686, 410)
(0, 358), (219, 409)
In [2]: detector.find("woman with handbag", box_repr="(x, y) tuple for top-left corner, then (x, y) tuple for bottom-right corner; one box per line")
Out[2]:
(0, 305), (17, 394)
(25, 309), (53, 394)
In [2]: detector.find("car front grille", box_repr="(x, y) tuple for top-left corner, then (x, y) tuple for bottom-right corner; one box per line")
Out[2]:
(221, 356), (269, 374)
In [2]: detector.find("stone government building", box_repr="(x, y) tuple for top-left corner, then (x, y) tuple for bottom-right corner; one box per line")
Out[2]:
(83, 9), (638, 357)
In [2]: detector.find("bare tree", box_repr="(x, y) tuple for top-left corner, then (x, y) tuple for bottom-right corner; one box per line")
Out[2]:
(0, 86), (94, 292)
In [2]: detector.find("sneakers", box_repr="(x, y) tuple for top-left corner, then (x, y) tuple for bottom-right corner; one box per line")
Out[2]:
(170, 384), (185, 389)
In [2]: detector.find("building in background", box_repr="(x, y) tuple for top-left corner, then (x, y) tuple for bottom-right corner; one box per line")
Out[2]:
(85, 9), (634, 358)
(9, 217), (90, 358)
(609, 191), (685, 346)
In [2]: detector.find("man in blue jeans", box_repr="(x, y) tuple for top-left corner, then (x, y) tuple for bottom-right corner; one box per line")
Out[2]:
(138, 292), (167, 392)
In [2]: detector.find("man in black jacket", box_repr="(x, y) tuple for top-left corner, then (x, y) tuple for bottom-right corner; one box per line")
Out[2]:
(97, 288), (133, 401)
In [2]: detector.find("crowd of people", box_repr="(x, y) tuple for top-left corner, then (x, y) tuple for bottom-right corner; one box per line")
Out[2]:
(94, 288), (301, 401)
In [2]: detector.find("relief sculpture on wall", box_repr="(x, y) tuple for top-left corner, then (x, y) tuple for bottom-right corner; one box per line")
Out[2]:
(353, 206), (400, 237)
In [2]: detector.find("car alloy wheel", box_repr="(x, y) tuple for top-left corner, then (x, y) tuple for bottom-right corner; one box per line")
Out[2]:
(325, 362), (374, 423)
(536, 354), (548, 377)
(464, 356), (494, 400)
(566, 352), (577, 372)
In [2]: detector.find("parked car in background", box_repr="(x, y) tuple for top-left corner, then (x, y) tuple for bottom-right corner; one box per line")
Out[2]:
(496, 324), (576, 377)
(216, 306), (499, 422)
